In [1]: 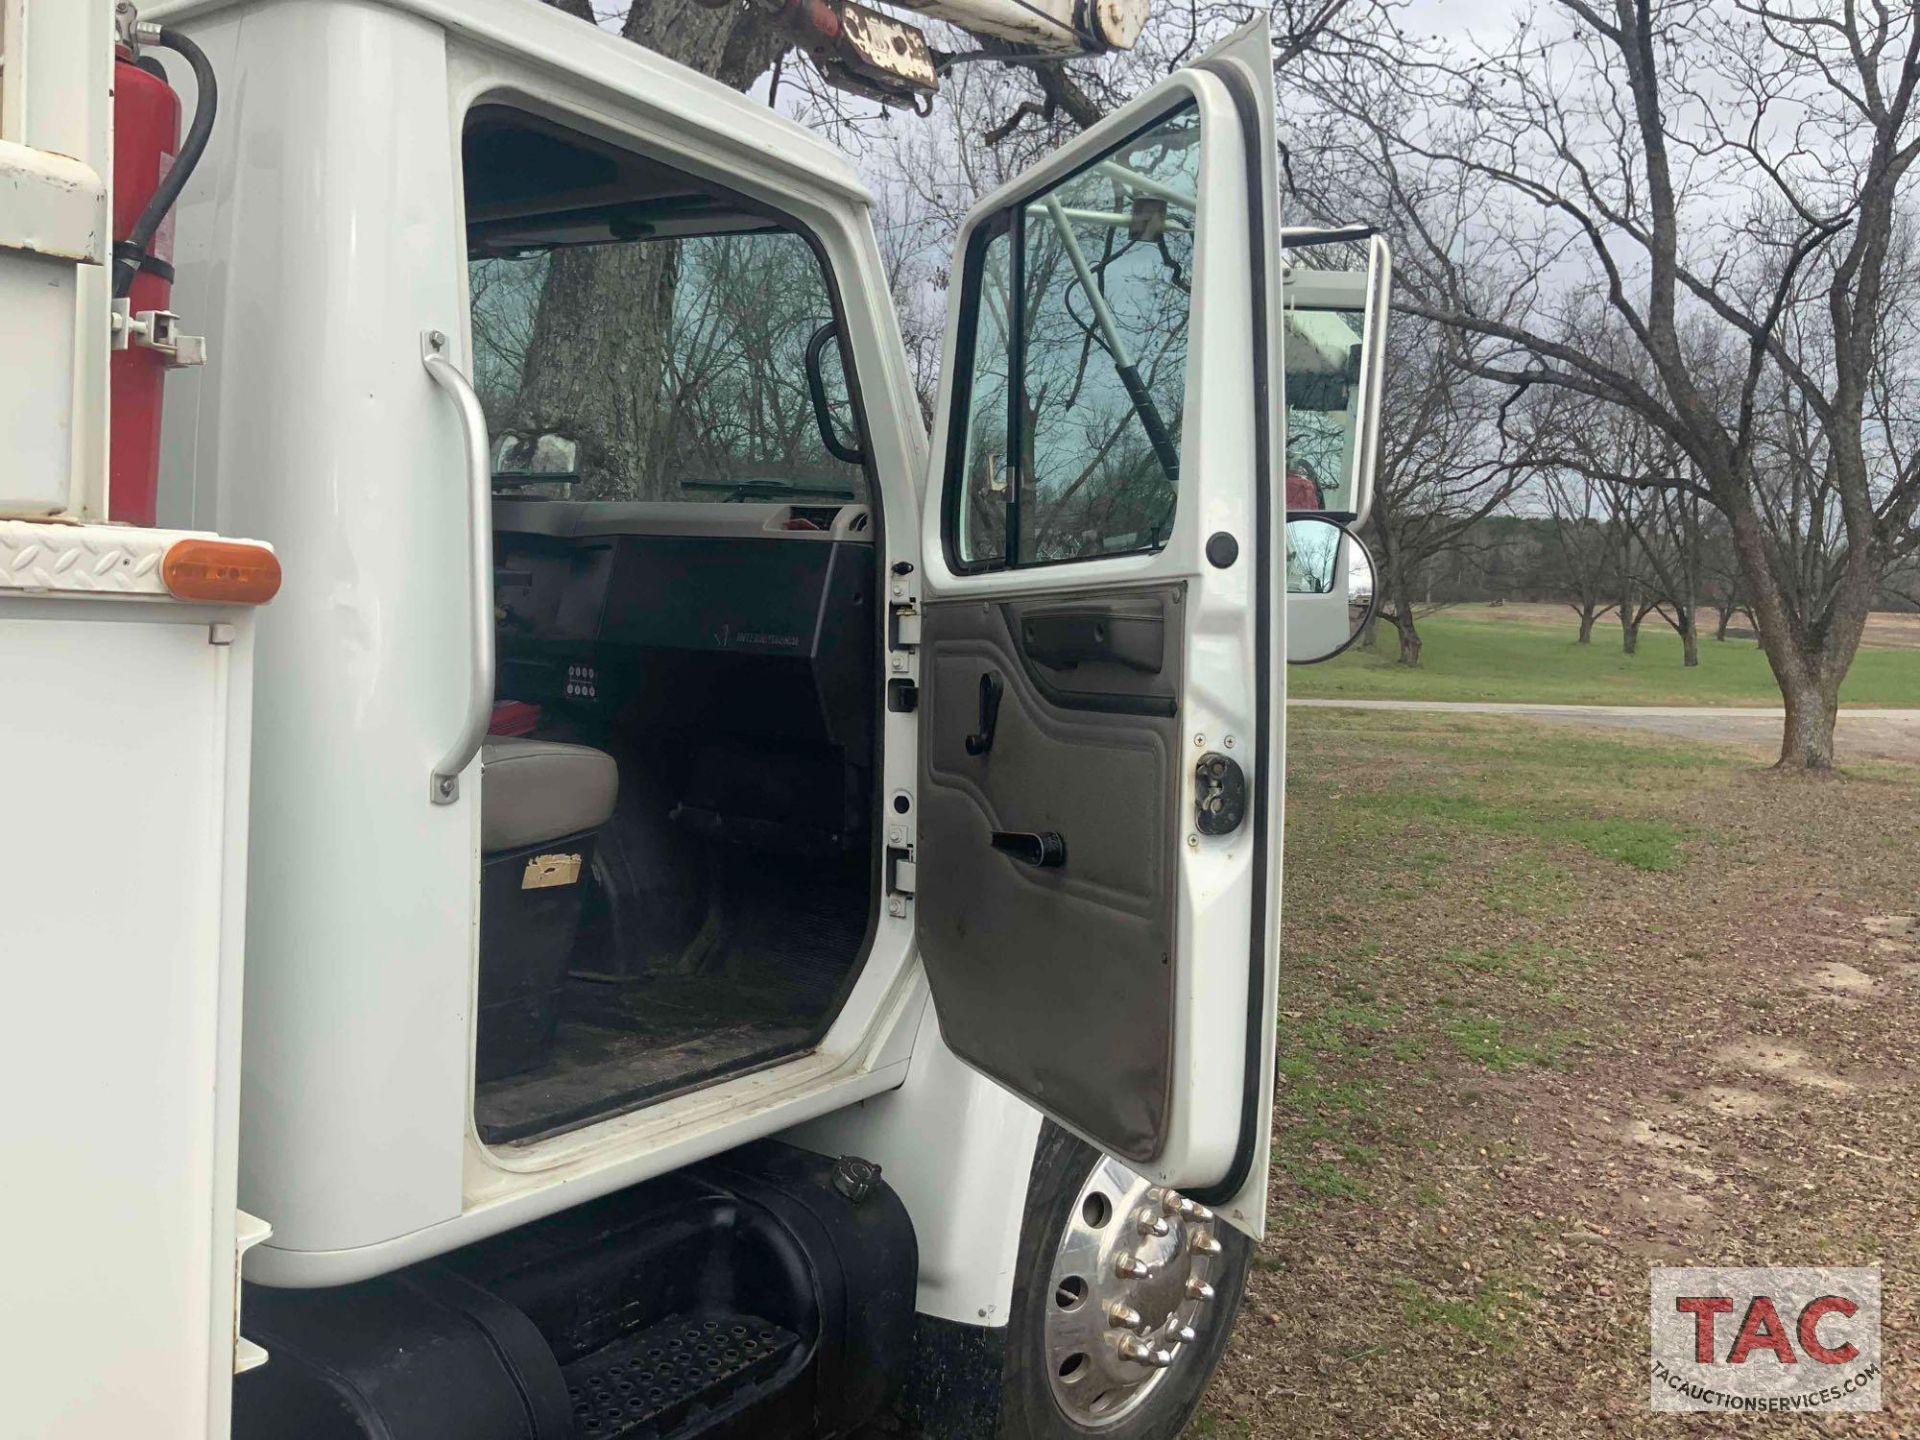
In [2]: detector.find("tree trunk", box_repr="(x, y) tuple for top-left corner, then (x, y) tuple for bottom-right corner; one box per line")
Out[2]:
(1359, 606), (1381, 651)
(1714, 488), (1871, 771)
(1714, 605), (1733, 642)
(1620, 608), (1639, 655)
(509, 245), (680, 500)
(1390, 566), (1422, 666)
(1779, 675), (1839, 772)
(1395, 610), (1423, 667)
(503, 0), (790, 497)
(1678, 610), (1698, 667)
(1576, 604), (1596, 644)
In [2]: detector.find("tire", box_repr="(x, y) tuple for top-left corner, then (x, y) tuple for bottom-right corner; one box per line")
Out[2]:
(995, 1123), (1251, 1438)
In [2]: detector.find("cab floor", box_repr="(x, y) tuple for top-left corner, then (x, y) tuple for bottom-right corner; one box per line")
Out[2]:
(475, 863), (868, 1145)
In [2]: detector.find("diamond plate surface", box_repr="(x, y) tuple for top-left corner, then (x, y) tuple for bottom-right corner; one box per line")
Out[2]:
(0, 520), (176, 596)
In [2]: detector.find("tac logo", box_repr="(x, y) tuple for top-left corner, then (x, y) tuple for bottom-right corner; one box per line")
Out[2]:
(1649, 1267), (1881, 1413)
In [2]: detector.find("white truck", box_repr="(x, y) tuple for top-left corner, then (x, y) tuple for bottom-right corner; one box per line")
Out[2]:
(0, 2), (1387, 1435)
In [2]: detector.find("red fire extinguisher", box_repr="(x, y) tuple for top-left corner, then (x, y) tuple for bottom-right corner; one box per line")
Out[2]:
(109, 29), (216, 527)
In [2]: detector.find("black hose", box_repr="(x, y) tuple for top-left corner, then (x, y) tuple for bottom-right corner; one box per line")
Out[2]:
(113, 27), (217, 299)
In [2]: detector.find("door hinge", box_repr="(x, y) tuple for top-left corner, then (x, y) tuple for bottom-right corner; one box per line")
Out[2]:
(888, 850), (915, 893)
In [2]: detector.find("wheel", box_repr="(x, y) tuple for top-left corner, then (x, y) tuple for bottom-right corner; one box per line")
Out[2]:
(997, 1123), (1251, 1438)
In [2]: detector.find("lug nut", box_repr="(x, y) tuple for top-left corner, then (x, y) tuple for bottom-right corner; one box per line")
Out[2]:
(1190, 1232), (1222, 1256)
(1189, 1202), (1214, 1223)
(1185, 1278), (1216, 1301)
(1174, 1324), (1198, 1344)
(1135, 1208), (1172, 1238)
(1119, 1336), (1176, 1368)
(1115, 1252), (1155, 1279)
(1106, 1303), (1146, 1332)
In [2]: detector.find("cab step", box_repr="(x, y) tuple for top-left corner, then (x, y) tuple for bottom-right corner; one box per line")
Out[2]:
(564, 1313), (798, 1438)
(233, 1143), (915, 1440)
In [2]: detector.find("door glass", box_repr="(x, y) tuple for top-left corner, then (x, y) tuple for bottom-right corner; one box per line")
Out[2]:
(945, 104), (1200, 569)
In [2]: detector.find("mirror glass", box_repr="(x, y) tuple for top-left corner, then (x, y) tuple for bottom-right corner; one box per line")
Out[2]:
(1285, 514), (1378, 665)
(1280, 231), (1390, 523)
(1283, 303), (1365, 515)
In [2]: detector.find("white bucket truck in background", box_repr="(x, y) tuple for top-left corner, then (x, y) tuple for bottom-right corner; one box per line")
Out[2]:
(0, 1), (1387, 1435)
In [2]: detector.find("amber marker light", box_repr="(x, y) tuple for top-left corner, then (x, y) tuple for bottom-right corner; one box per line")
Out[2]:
(162, 539), (284, 605)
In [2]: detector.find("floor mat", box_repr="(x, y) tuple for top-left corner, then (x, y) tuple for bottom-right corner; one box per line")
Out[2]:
(475, 984), (812, 1144)
(475, 856), (871, 1145)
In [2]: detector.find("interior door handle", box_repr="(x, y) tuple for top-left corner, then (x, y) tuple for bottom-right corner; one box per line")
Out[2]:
(965, 670), (1004, 756)
(991, 831), (1067, 868)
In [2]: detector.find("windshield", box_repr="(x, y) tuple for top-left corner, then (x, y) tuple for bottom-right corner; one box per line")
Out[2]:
(470, 230), (867, 503)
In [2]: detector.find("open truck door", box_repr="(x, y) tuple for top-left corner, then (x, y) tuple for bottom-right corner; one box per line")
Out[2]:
(914, 19), (1292, 1236)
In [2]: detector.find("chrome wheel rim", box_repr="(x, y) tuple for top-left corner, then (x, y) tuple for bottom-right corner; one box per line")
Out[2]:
(1043, 1154), (1223, 1428)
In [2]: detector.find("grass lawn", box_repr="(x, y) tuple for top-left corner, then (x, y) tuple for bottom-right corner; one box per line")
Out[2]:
(1289, 605), (1920, 707)
(1189, 710), (1918, 1438)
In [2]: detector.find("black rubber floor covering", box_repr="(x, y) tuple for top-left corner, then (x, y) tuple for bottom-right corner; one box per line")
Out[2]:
(474, 855), (870, 1146)
(697, 857), (870, 1011)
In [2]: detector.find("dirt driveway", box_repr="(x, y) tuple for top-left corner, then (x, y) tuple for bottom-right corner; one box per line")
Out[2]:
(1191, 710), (1919, 1438)
(1291, 698), (1920, 766)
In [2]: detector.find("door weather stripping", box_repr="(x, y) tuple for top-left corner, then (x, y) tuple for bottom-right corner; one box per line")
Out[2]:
(420, 329), (498, 805)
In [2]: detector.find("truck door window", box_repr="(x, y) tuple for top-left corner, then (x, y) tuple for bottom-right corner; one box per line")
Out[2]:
(464, 109), (867, 504)
(944, 104), (1199, 570)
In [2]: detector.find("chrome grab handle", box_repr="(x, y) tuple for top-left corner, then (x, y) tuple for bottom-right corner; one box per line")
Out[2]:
(421, 329), (497, 806)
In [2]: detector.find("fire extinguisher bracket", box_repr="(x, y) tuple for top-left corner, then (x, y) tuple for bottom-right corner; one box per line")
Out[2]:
(110, 298), (206, 369)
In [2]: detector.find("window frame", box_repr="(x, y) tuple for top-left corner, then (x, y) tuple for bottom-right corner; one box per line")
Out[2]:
(939, 100), (1202, 577)
(450, 89), (899, 1154)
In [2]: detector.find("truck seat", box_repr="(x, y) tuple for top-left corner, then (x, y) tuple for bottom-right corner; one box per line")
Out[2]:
(476, 738), (618, 1082)
(481, 737), (618, 851)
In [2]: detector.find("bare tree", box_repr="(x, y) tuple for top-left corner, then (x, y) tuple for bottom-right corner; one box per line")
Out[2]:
(1540, 468), (1620, 643)
(1298, 0), (1920, 767)
(1363, 318), (1522, 665)
(1627, 476), (1709, 666)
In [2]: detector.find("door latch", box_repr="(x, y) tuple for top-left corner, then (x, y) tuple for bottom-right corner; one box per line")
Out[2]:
(1194, 752), (1247, 836)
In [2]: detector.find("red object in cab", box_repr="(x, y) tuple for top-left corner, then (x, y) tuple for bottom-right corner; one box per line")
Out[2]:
(489, 701), (543, 738)
(1285, 469), (1323, 511)
(109, 49), (182, 527)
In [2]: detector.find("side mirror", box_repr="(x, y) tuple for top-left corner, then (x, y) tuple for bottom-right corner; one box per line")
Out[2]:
(1285, 514), (1377, 665)
(805, 322), (866, 466)
(1279, 228), (1391, 528)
